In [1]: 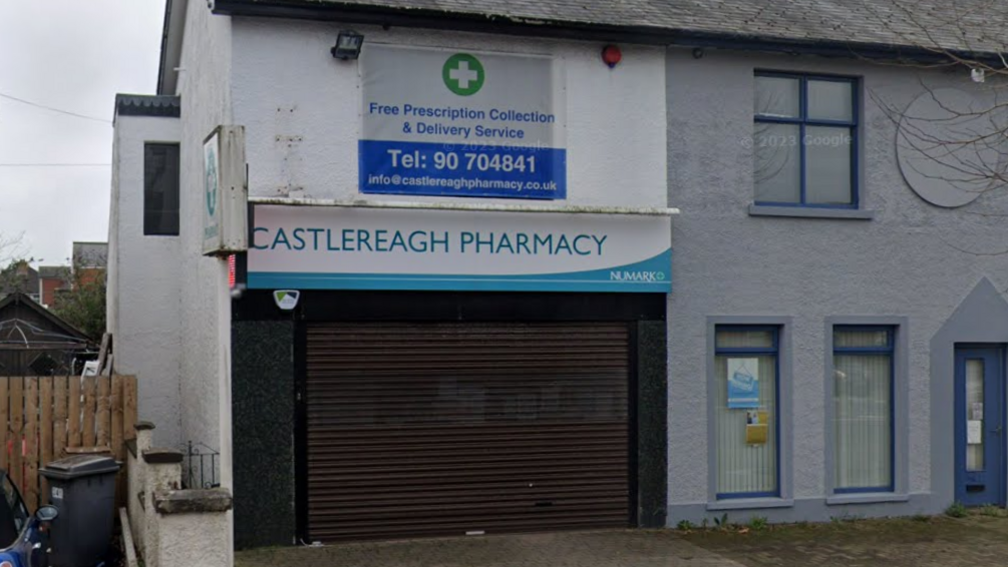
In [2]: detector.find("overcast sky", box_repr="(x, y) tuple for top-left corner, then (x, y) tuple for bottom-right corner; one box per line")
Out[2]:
(0, 1), (164, 266)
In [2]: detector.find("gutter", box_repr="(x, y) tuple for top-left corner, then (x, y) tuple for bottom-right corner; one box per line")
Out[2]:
(157, 0), (190, 96)
(211, 0), (1005, 65)
(156, 0), (174, 95)
(248, 197), (680, 217)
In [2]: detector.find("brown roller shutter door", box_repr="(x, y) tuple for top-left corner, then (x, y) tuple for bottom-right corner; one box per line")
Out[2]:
(306, 321), (632, 542)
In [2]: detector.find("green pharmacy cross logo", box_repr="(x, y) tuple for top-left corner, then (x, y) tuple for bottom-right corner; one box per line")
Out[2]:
(442, 53), (485, 96)
(205, 147), (218, 217)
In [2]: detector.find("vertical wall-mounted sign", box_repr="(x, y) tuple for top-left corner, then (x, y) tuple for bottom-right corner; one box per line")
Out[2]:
(359, 45), (567, 200)
(727, 358), (760, 409)
(203, 131), (221, 248)
(202, 126), (249, 256)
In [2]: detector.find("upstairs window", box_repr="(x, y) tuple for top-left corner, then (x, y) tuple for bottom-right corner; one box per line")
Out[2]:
(144, 143), (180, 236)
(754, 73), (858, 208)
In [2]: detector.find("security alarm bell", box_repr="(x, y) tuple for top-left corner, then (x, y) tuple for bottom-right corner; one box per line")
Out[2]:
(273, 290), (301, 311)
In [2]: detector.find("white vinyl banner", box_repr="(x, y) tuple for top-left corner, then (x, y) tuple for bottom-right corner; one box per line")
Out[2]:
(247, 205), (671, 293)
(359, 44), (567, 200)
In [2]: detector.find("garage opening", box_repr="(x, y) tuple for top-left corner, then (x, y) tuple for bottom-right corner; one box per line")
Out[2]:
(305, 321), (631, 541)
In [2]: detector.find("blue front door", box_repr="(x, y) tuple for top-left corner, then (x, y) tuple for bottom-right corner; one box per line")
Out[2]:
(955, 347), (1005, 506)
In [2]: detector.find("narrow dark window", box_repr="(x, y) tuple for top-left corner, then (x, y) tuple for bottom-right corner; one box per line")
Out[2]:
(144, 143), (180, 236)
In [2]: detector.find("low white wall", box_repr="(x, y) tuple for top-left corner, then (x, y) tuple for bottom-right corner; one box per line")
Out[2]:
(156, 512), (231, 567)
(127, 424), (232, 567)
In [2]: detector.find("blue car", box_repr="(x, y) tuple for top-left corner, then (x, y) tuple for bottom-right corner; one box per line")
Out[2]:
(0, 473), (58, 567)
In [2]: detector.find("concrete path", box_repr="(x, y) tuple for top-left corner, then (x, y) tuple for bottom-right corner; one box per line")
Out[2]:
(236, 529), (743, 567)
(237, 513), (1008, 567)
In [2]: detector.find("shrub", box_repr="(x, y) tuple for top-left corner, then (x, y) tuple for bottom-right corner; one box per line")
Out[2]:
(945, 501), (968, 518)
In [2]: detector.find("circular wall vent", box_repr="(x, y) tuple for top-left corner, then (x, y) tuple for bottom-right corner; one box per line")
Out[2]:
(896, 87), (1004, 208)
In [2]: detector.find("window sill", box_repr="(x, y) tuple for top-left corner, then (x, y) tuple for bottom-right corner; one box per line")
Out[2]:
(706, 498), (794, 511)
(826, 493), (909, 506)
(748, 204), (875, 220)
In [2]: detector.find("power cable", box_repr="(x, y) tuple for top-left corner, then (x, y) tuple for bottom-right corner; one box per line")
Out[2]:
(0, 91), (111, 124)
(0, 163), (110, 167)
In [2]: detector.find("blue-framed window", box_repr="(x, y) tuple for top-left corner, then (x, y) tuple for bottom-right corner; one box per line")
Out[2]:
(833, 326), (895, 493)
(753, 72), (859, 208)
(714, 326), (780, 499)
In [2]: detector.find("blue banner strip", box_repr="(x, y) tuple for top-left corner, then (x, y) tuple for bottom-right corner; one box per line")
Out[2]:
(248, 249), (672, 293)
(359, 140), (567, 200)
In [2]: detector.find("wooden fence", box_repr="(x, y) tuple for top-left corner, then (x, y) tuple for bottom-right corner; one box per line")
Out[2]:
(0, 375), (137, 510)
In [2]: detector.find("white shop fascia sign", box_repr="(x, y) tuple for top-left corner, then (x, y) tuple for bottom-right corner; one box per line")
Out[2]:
(247, 205), (671, 293)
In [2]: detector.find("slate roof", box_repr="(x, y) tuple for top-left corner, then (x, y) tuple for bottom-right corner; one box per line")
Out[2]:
(213, 0), (1008, 55)
(37, 266), (70, 280)
(0, 292), (90, 344)
(72, 242), (108, 269)
(115, 94), (181, 119)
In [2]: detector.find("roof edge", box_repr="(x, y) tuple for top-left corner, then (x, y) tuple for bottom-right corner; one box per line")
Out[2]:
(114, 94), (182, 120)
(212, 0), (1005, 65)
(157, 0), (173, 94)
(158, 0), (189, 96)
(0, 292), (91, 343)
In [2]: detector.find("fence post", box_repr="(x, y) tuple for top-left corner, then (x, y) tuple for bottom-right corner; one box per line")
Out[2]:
(53, 376), (67, 459)
(68, 377), (80, 448)
(40, 376), (53, 510)
(24, 378), (38, 511)
(10, 377), (23, 491)
(82, 376), (96, 448)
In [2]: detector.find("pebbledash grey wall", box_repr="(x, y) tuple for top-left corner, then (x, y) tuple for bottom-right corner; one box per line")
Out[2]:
(666, 46), (1008, 524)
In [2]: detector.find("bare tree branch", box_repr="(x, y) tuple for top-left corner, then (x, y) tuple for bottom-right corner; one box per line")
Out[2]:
(0, 233), (26, 266)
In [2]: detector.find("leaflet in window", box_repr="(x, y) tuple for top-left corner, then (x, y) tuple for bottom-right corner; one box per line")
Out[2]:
(746, 410), (769, 444)
(727, 358), (760, 408)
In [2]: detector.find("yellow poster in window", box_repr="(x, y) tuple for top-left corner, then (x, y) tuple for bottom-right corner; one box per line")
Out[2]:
(746, 410), (769, 445)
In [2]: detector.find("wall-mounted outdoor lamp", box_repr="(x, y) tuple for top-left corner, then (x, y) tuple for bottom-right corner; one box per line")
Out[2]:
(331, 30), (364, 60)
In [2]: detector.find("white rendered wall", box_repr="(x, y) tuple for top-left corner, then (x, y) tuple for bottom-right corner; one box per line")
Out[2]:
(173, 10), (665, 547)
(175, 0), (234, 501)
(108, 114), (182, 447)
(230, 18), (668, 208)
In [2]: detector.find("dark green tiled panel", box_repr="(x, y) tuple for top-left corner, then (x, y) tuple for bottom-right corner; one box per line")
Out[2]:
(637, 320), (668, 528)
(232, 321), (295, 549)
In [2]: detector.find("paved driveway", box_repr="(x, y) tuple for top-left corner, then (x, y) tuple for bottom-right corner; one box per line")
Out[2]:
(235, 514), (1008, 567)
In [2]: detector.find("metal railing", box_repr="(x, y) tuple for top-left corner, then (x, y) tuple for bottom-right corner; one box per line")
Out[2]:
(182, 441), (220, 489)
